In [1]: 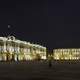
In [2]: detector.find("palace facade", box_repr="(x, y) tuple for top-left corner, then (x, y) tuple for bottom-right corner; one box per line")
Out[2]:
(53, 48), (80, 60)
(0, 36), (46, 61)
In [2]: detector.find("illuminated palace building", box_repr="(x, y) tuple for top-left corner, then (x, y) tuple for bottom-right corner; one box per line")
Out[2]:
(53, 49), (80, 60)
(0, 36), (46, 61)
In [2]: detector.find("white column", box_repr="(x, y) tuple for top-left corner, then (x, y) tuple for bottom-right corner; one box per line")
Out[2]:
(3, 41), (6, 52)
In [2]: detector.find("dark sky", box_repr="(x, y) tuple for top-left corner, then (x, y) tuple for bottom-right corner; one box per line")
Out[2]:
(0, 0), (80, 50)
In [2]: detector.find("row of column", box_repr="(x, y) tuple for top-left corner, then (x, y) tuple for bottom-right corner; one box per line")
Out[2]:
(0, 40), (46, 61)
(53, 49), (80, 60)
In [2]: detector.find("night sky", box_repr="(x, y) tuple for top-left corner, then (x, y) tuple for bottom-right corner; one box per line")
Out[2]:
(0, 0), (80, 50)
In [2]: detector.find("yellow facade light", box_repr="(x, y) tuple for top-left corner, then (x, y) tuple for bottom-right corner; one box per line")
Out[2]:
(53, 49), (80, 60)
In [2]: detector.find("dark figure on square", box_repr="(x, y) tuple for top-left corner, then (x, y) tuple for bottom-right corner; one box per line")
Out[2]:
(48, 55), (52, 68)
(49, 59), (52, 67)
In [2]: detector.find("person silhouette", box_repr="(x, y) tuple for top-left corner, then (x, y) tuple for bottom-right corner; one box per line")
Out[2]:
(48, 55), (52, 68)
